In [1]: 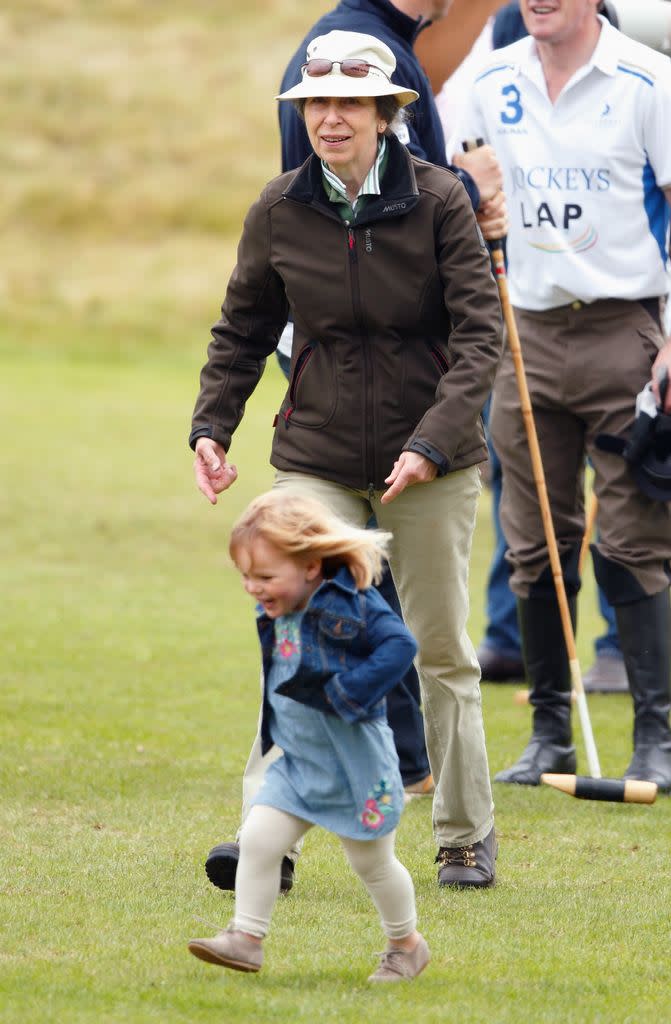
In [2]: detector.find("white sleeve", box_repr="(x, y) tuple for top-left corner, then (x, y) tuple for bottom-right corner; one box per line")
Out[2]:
(643, 58), (671, 186)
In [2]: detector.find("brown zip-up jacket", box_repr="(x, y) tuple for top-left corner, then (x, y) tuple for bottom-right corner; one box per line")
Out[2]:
(190, 134), (503, 491)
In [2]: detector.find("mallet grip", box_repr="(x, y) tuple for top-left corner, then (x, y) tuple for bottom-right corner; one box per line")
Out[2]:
(462, 137), (505, 253)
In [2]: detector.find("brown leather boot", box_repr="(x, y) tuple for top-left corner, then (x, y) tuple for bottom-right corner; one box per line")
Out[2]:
(436, 826), (498, 888)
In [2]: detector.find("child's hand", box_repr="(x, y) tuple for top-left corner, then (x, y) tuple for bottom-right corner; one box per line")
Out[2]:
(194, 438), (238, 504)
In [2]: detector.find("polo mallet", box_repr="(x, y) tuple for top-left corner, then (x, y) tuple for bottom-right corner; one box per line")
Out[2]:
(464, 139), (657, 805)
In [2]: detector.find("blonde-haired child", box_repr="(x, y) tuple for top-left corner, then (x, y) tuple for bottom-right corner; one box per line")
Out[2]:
(189, 490), (430, 982)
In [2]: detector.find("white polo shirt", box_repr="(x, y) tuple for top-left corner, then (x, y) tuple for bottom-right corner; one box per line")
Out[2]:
(455, 17), (671, 310)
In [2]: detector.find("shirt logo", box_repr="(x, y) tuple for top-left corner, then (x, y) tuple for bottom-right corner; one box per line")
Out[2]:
(511, 164), (607, 255)
(601, 102), (611, 117)
(382, 202), (406, 213)
(500, 83), (523, 125)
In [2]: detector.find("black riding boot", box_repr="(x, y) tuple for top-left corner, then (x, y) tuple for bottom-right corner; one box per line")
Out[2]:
(615, 589), (671, 793)
(494, 594), (577, 785)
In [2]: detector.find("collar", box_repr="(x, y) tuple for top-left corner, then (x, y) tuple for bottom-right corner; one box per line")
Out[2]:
(588, 15), (639, 78)
(283, 131), (419, 225)
(322, 564), (359, 596)
(515, 15), (616, 88)
(305, 564), (359, 604)
(321, 136), (387, 212)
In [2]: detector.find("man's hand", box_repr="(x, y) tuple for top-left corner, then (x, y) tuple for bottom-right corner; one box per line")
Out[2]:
(194, 437), (238, 504)
(652, 340), (671, 413)
(476, 188), (508, 241)
(381, 451), (438, 504)
(453, 144), (503, 204)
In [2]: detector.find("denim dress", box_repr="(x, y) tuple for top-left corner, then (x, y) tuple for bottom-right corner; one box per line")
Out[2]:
(251, 611), (404, 840)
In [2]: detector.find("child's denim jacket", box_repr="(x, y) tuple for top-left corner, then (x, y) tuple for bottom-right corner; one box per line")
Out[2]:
(257, 566), (418, 755)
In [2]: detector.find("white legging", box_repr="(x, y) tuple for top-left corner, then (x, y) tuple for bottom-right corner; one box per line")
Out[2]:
(236, 805), (417, 940)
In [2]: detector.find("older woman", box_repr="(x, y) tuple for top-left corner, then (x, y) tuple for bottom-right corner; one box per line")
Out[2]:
(190, 30), (504, 889)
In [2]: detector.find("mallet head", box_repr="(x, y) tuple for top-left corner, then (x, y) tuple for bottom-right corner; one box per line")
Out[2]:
(541, 773), (657, 804)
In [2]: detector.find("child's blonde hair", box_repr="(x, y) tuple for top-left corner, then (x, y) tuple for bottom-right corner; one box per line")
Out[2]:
(229, 490), (392, 589)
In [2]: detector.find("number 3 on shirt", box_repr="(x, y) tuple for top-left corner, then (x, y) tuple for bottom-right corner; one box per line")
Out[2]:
(500, 84), (523, 125)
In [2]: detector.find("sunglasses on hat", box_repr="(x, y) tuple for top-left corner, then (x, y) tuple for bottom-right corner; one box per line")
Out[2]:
(301, 58), (391, 81)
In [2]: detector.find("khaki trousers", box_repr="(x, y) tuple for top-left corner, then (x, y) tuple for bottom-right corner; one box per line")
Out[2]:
(490, 299), (671, 598)
(240, 466), (494, 849)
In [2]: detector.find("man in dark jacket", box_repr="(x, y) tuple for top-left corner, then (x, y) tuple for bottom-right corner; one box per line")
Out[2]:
(279, 0), (504, 208)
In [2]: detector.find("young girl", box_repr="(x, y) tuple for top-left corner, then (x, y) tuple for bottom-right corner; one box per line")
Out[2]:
(188, 490), (430, 983)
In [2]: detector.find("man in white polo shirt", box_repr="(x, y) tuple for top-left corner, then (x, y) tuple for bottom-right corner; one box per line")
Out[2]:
(455, 0), (671, 791)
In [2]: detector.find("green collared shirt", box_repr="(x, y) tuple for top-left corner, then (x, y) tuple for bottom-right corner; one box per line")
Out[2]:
(321, 136), (388, 222)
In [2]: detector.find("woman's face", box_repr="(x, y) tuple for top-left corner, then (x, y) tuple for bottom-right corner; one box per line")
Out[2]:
(304, 95), (381, 184)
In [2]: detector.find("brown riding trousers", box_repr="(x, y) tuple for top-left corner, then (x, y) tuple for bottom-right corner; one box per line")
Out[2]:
(490, 297), (671, 598)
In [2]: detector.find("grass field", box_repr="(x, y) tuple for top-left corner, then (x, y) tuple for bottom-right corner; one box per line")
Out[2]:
(2, 3), (670, 1022)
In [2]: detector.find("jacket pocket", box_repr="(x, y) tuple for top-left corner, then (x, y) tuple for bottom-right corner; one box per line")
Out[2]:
(318, 612), (361, 644)
(279, 341), (338, 429)
(400, 341), (449, 422)
(428, 343), (450, 375)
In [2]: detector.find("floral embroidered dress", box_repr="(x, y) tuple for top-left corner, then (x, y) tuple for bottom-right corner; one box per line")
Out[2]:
(251, 610), (404, 840)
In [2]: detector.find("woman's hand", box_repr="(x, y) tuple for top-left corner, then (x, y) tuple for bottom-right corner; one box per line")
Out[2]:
(194, 438), (238, 504)
(381, 452), (438, 504)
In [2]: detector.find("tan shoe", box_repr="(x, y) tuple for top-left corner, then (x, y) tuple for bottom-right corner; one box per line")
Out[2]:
(368, 934), (430, 983)
(403, 774), (434, 801)
(188, 927), (263, 973)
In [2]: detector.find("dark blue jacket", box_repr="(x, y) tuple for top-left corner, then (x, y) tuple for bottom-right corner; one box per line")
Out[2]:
(257, 565), (418, 754)
(491, 2), (526, 49)
(278, 0), (479, 210)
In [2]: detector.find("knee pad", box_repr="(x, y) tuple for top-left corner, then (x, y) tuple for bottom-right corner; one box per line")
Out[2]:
(528, 544), (581, 600)
(590, 546), (650, 605)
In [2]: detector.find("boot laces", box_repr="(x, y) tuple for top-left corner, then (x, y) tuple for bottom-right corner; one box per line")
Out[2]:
(373, 948), (408, 977)
(436, 845), (477, 868)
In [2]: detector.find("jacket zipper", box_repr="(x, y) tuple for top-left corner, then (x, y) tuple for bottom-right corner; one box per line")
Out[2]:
(347, 226), (376, 486)
(283, 342), (315, 427)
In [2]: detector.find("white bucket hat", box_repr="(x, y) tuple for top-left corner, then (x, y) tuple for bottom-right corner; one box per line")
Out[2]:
(276, 30), (419, 108)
